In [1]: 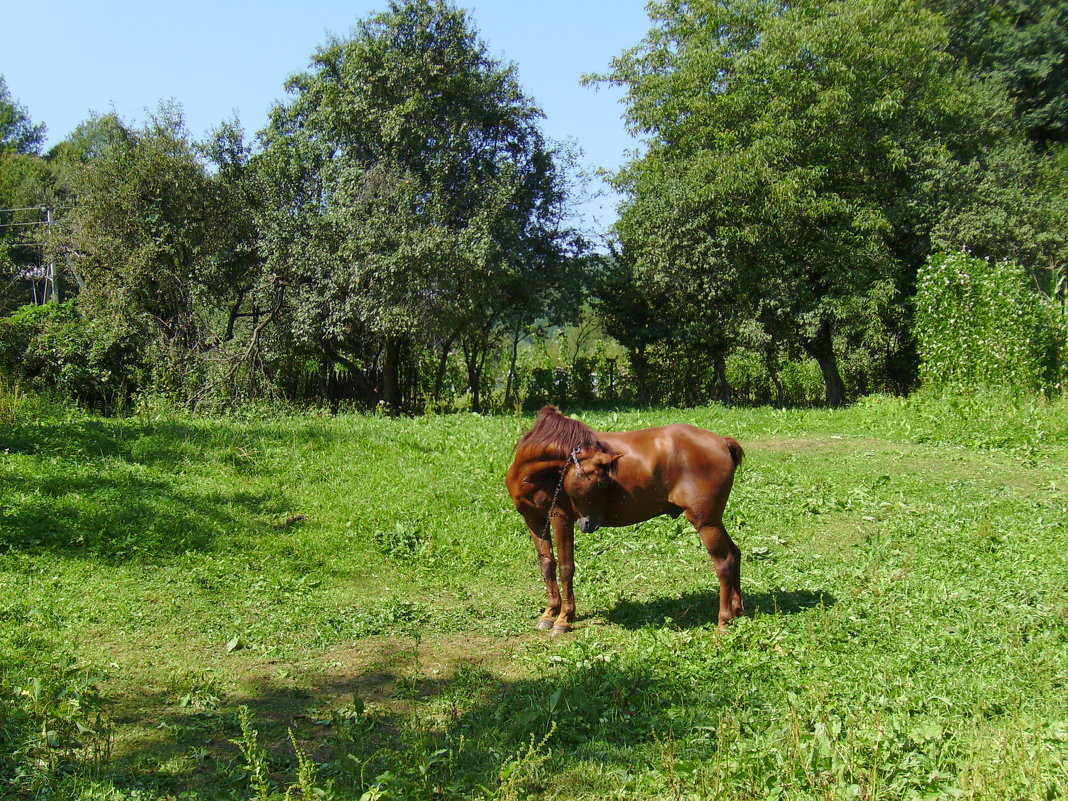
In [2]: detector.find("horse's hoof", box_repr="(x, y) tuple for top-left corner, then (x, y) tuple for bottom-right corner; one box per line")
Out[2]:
(551, 625), (572, 637)
(535, 619), (554, 631)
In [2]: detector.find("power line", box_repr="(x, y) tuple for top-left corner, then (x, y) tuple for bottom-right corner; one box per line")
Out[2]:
(0, 220), (50, 228)
(0, 206), (67, 214)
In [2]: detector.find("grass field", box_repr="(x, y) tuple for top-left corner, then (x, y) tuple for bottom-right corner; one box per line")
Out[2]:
(2, 393), (1067, 800)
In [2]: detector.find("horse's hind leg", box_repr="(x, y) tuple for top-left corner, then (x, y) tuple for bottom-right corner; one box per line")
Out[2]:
(524, 511), (560, 630)
(693, 519), (745, 629)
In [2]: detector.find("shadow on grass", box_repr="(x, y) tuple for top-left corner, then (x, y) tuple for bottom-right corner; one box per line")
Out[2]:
(604, 588), (835, 629)
(0, 417), (330, 562)
(0, 467), (285, 561)
(0, 416), (343, 465)
(98, 647), (705, 800)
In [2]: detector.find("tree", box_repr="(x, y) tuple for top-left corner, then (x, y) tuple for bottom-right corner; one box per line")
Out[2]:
(0, 77), (51, 308)
(60, 105), (245, 399)
(0, 152), (54, 308)
(927, 0), (1068, 148)
(597, 0), (1036, 405)
(0, 76), (45, 155)
(256, 0), (580, 412)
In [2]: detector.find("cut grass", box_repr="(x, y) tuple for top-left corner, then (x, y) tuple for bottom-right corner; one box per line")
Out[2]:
(1, 394), (1067, 799)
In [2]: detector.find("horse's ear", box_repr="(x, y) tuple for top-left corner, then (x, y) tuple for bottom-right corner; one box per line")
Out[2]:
(590, 450), (622, 469)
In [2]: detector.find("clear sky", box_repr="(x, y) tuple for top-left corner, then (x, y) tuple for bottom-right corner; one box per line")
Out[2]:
(3, 1), (652, 239)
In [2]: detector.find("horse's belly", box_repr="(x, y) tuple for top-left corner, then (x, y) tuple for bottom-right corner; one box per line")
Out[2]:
(604, 499), (683, 527)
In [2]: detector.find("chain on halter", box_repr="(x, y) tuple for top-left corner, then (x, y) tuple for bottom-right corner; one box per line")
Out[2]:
(541, 446), (582, 540)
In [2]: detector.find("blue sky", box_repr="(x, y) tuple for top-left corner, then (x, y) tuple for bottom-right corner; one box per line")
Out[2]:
(3, 1), (652, 238)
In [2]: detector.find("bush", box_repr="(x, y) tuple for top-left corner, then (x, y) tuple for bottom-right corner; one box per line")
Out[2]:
(915, 251), (1064, 394)
(0, 301), (150, 412)
(726, 350), (826, 407)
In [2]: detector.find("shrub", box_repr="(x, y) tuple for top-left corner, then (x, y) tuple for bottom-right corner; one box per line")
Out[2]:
(0, 301), (150, 412)
(915, 251), (1063, 394)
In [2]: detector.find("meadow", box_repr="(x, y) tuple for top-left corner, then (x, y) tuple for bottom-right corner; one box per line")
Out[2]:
(1, 394), (1067, 800)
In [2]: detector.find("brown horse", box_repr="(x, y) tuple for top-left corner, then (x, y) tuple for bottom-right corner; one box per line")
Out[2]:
(506, 406), (745, 635)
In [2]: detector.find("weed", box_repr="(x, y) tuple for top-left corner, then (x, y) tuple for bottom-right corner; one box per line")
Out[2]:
(373, 519), (430, 560)
(233, 705), (273, 801)
(2, 657), (112, 796)
(170, 668), (223, 711)
(0, 379), (24, 426)
(287, 728), (321, 801)
(496, 722), (556, 801)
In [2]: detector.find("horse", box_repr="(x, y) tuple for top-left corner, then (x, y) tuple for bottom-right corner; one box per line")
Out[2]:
(506, 406), (745, 635)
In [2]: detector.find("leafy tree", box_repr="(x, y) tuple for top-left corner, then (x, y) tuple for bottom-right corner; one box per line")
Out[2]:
(597, 0), (1038, 405)
(0, 76), (45, 155)
(59, 105), (244, 400)
(0, 77), (52, 307)
(0, 153), (54, 308)
(920, 133), (1068, 287)
(197, 119), (267, 387)
(256, 0), (580, 412)
(927, 0), (1068, 148)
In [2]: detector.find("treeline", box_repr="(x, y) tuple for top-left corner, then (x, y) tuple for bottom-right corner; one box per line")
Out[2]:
(1, 0), (1066, 414)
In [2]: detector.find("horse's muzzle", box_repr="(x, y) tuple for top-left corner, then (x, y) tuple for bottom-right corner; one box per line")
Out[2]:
(577, 515), (602, 534)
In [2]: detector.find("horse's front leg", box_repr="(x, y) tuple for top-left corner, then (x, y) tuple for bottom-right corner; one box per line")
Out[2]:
(524, 511), (560, 630)
(551, 515), (577, 636)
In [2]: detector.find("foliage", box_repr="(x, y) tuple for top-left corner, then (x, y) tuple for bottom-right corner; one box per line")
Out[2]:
(26, 107), (263, 409)
(927, 0), (1068, 148)
(254, 0), (581, 413)
(0, 646), (112, 797)
(915, 251), (1064, 392)
(5, 2), (1064, 415)
(64, 106), (233, 354)
(0, 75), (46, 156)
(0, 80), (56, 308)
(920, 119), (1068, 287)
(0, 301), (149, 412)
(595, 0), (1059, 406)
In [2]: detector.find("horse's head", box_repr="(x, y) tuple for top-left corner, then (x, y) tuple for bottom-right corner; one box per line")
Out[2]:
(565, 448), (621, 533)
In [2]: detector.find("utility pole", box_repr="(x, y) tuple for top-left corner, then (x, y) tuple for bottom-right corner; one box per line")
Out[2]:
(43, 206), (58, 303)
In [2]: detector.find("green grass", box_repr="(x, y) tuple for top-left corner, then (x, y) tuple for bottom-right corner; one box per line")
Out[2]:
(2, 393), (1067, 799)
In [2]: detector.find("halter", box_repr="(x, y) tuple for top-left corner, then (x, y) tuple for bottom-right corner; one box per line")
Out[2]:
(541, 446), (582, 540)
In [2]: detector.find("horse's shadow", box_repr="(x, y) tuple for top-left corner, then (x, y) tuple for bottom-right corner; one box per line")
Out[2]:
(603, 588), (834, 630)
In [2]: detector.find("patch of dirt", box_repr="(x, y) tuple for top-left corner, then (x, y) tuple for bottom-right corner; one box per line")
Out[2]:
(308, 632), (527, 704)
(750, 435), (890, 452)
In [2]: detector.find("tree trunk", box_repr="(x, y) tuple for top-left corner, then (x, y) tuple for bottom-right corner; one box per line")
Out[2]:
(460, 340), (481, 413)
(433, 333), (456, 410)
(631, 344), (650, 405)
(766, 352), (785, 407)
(382, 337), (401, 414)
(713, 350), (733, 406)
(806, 321), (846, 407)
(503, 323), (523, 410)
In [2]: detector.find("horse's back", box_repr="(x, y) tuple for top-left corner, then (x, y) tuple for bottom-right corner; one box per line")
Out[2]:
(661, 423), (741, 469)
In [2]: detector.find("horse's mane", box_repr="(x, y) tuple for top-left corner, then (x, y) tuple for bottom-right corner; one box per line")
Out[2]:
(515, 406), (608, 462)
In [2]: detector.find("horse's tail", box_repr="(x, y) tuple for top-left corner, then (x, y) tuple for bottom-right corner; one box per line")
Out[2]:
(724, 437), (744, 467)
